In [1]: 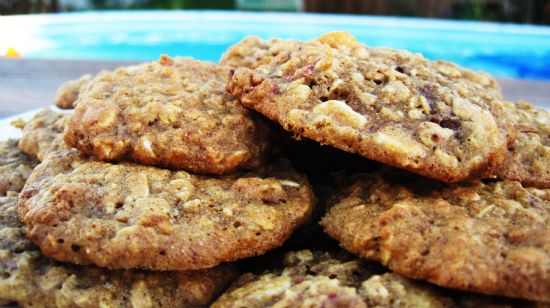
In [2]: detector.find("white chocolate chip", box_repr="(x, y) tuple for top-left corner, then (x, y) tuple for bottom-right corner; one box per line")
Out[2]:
(222, 208), (234, 216)
(417, 121), (455, 147)
(279, 180), (300, 188)
(135, 136), (157, 160)
(312, 100), (367, 128)
(373, 130), (427, 164)
(293, 84), (312, 101)
(181, 199), (202, 210)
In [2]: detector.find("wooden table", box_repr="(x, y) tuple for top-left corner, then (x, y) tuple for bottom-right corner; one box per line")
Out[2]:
(0, 58), (548, 118)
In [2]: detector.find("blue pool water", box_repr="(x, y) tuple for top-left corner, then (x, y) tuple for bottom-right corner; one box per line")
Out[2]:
(2, 11), (550, 80)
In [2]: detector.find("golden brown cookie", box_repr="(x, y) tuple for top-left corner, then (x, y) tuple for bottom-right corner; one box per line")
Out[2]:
(0, 139), (37, 195)
(18, 108), (68, 161)
(220, 36), (301, 69)
(431, 60), (502, 96)
(496, 101), (550, 188)
(18, 149), (314, 270)
(65, 56), (270, 174)
(0, 194), (237, 307)
(213, 250), (447, 308)
(227, 32), (510, 183)
(213, 249), (540, 308)
(54, 73), (93, 109)
(321, 170), (550, 302)
(222, 35), (501, 96)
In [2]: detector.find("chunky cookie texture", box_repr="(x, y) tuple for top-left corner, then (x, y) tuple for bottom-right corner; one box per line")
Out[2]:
(0, 139), (38, 195)
(65, 56), (270, 174)
(213, 250), (452, 308)
(0, 194), (237, 308)
(213, 249), (538, 308)
(220, 36), (301, 69)
(431, 60), (502, 96)
(321, 170), (550, 302)
(55, 73), (94, 109)
(227, 32), (510, 182)
(222, 35), (502, 95)
(496, 101), (550, 188)
(18, 108), (68, 161)
(18, 149), (314, 270)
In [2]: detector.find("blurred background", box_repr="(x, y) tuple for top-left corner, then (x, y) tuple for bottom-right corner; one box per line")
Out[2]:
(2, 0), (549, 24)
(1, 0), (549, 81)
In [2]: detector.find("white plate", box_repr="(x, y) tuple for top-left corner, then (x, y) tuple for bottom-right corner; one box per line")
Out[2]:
(0, 107), (69, 141)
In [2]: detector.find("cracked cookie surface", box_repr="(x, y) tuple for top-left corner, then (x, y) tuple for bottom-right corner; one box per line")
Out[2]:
(321, 170), (550, 302)
(65, 56), (270, 174)
(227, 32), (510, 182)
(0, 139), (38, 195)
(18, 149), (314, 270)
(496, 101), (550, 188)
(0, 194), (237, 308)
(19, 108), (69, 161)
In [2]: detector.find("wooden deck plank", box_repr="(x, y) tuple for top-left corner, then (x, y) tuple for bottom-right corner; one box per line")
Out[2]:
(0, 58), (548, 118)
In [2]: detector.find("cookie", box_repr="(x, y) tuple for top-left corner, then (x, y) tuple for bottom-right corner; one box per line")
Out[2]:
(0, 139), (38, 195)
(227, 32), (510, 182)
(18, 108), (68, 161)
(0, 194), (237, 307)
(222, 35), (502, 96)
(431, 60), (502, 96)
(213, 249), (539, 307)
(496, 101), (550, 188)
(55, 73), (93, 109)
(220, 36), (301, 69)
(321, 170), (550, 302)
(65, 56), (270, 174)
(18, 149), (315, 270)
(213, 249), (441, 307)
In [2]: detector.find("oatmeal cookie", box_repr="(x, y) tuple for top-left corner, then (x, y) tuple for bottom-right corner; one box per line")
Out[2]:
(222, 35), (501, 95)
(65, 56), (270, 174)
(432, 60), (501, 96)
(0, 194), (237, 307)
(213, 249), (450, 308)
(321, 170), (550, 302)
(18, 149), (314, 270)
(55, 73), (94, 109)
(220, 36), (301, 69)
(213, 249), (539, 307)
(18, 108), (68, 161)
(227, 32), (510, 182)
(0, 139), (37, 195)
(496, 101), (550, 188)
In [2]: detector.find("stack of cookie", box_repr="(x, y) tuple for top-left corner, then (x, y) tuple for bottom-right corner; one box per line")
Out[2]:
(0, 31), (548, 307)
